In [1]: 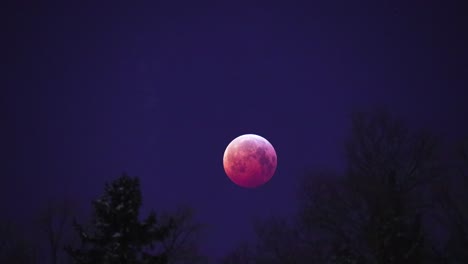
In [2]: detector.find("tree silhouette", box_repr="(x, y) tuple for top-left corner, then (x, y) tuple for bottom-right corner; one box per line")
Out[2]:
(220, 241), (254, 264)
(298, 110), (439, 263)
(37, 198), (78, 264)
(66, 174), (172, 264)
(253, 216), (334, 264)
(222, 215), (329, 264)
(435, 138), (468, 263)
(298, 171), (367, 263)
(252, 217), (300, 264)
(159, 206), (208, 264)
(223, 110), (443, 263)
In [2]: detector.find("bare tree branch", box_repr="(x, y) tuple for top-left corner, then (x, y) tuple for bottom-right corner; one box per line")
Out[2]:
(160, 206), (207, 264)
(37, 198), (78, 264)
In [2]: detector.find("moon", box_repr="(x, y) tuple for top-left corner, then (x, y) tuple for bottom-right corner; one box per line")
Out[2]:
(223, 134), (277, 188)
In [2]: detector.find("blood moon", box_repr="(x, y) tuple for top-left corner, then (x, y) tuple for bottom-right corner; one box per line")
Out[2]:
(223, 134), (277, 188)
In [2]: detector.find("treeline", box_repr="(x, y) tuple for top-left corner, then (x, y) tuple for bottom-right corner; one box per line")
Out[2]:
(0, 176), (207, 264)
(1, 110), (467, 263)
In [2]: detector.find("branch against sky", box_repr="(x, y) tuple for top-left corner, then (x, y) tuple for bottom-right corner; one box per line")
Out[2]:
(221, 215), (328, 264)
(298, 110), (440, 263)
(220, 109), (443, 263)
(159, 205), (209, 264)
(37, 198), (78, 264)
(220, 241), (254, 264)
(252, 216), (300, 264)
(252, 215), (329, 264)
(345, 110), (441, 203)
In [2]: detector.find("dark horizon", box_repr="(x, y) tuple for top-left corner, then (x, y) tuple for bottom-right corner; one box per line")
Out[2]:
(3, 1), (468, 263)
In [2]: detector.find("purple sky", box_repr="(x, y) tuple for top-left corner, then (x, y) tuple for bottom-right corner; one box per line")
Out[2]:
(3, 1), (468, 261)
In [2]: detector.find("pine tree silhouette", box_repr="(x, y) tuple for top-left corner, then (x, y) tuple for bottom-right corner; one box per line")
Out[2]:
(66, 174), (173, 264)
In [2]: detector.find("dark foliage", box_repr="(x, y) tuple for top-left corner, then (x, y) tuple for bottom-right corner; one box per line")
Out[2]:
(65, 174), (173, 264)
(434, 138), (468, 263)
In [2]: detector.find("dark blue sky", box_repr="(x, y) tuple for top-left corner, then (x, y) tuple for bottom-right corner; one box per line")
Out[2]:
(3, 1), (467, 261)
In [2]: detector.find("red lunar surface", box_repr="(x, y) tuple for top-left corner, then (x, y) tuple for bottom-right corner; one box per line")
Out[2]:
(223, 134), (277, 188)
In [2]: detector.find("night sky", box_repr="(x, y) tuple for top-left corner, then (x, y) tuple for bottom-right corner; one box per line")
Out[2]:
(3, 1), (468, 261)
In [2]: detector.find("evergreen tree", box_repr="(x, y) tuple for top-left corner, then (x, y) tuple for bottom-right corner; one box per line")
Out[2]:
(66, 174), (173, 264)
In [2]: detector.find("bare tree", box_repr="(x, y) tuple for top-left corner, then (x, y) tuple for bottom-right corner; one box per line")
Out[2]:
(37, 198), (78, 264)
(160, 205), (208, 264)
(434, 138), (468, 263)
(253, 217), (298, 264)
(297, 170), (369, 262)
(253, 216), (328, 264)
(220, 241), (254, 264)
(222, 211), (329, 264)
(298, 110), (440, 263)
(223, 110), (442, 263)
